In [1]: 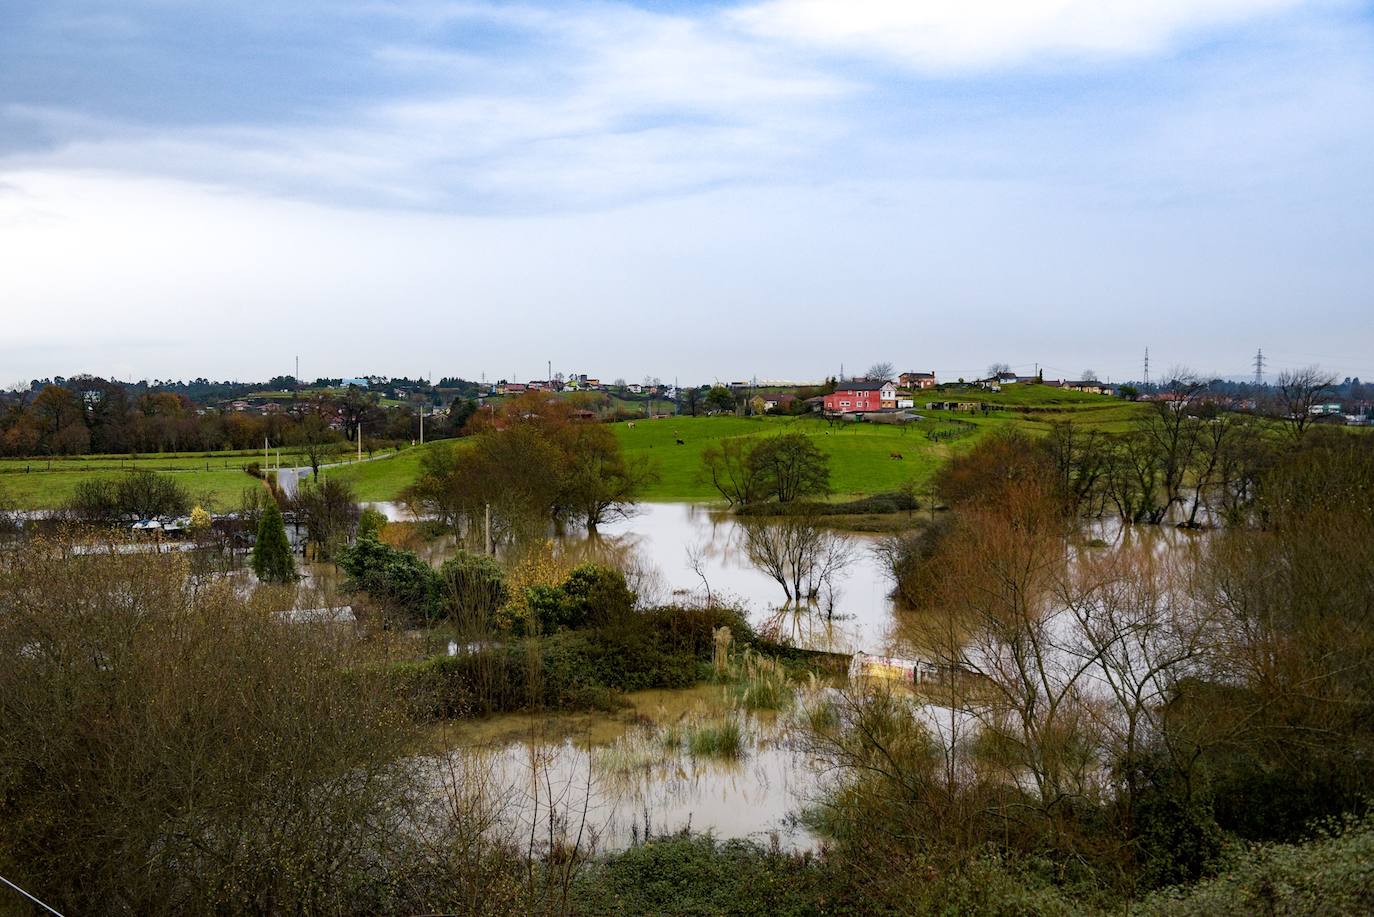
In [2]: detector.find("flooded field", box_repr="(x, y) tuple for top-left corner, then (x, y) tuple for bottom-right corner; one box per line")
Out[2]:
(366, 500), (917, 656)
(432, 682), (832, 853)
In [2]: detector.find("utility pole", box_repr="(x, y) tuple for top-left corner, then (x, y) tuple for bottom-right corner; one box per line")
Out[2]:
(295, 354), (299, 383)
(357, 423), (362, 462)
(484, 502), (492, 556)
(418, 405), (425, 445)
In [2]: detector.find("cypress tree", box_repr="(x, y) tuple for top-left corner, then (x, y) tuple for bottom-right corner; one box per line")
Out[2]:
(252, 501), (296, 583)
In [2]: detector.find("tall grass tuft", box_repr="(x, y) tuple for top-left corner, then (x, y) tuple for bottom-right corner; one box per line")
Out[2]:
(730, 650), (794, 711)
(686, 715), (744, 758)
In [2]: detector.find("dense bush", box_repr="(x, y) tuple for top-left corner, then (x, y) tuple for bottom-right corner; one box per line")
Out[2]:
(0, 540), (426, 916)
(338, 535), (442, 624)
(1135, 814), (1374, 916)
(524, 563), (636, 633)
(67, 469), (191, 523)
(438, 550), (508, 631)
(400, 604), (749, 717)
(736, 490), (918, 517)
(356, 505), (388, 540)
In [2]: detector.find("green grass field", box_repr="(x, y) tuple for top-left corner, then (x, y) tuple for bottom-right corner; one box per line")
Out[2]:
(327, 443), (443, 501)
(0, 387), (1150, 509)
(612, 415), (964, 501)
(0, 446), (406, 510)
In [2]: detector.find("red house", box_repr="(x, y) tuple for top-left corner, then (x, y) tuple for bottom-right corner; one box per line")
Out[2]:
(823, 380), (896, 414)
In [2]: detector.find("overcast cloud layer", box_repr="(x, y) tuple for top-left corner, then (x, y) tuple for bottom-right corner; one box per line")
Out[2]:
(2, 0), (1372, 384)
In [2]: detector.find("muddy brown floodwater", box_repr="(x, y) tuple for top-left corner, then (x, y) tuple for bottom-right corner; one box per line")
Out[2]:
(364, 500), (918, 654)
(432, 683), (835, 853)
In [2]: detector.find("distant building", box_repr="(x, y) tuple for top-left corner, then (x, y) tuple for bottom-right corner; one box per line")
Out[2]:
(823, 380), (896, 414)
(898, 371), (938, 390)
(1061, 380), (1104, 394)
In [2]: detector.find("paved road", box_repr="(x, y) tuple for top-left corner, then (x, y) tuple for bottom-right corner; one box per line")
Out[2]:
(274, 449), (400, 498)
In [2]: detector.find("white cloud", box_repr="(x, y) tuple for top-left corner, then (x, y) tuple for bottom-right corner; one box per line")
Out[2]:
(732, 0), (1315, 70)
(2, 3), (852, 210)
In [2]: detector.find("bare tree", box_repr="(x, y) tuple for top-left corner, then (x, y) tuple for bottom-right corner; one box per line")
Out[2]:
(742, 515), (854, 605)
(865, 361), (895, 383)
(1058, 542), (1216, 838)
(1131, 370), (1208, 523)
(700, 437), (760, 506)
(988, 362), (1012, 378)
(1273, 365), (1337, 440)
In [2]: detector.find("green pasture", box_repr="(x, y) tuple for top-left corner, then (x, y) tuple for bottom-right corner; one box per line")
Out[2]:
(0, 446), (405, 510)
(0, 388), (1159, 510)
(0, 467), (264, 511)
(613, 415), (978, 502)
(327, 443), (446, 501)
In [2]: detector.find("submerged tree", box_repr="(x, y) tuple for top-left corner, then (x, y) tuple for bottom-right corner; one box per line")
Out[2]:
(742, 514), (853, 605)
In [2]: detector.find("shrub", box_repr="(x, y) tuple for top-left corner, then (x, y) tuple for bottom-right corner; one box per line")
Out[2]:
(524, 564), (635, 634)
(399, 627), (704, 718)
(68, 469), (191, 524)
(356, 506), (388, 540)
(571, 835), (826, 917)
(337, 536), (441, 624)
(641, 604), (754, 657)
(438, 550), (508, 631)
(1135, 814), (1374, 916)
(400, 601), (738, 717)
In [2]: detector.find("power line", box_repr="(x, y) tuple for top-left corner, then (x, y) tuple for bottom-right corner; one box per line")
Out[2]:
(1, 872), (64, 916)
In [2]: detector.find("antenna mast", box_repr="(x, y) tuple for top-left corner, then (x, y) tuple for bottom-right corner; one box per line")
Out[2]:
(1143, 347), (1150, 387)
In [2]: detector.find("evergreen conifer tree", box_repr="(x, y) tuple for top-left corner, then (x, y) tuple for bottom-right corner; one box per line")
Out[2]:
(252, 501), (296, 583)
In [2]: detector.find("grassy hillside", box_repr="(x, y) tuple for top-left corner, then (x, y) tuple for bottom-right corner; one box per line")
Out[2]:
(615, 415), (971, 501)
(328, 441), (448, 501)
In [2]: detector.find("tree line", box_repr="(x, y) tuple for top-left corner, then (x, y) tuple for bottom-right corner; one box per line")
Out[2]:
(0, 377), (476, 456)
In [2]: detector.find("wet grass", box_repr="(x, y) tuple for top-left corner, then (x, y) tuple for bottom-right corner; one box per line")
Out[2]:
(684, 715), (744, 758)
(729, 651), (794, 712)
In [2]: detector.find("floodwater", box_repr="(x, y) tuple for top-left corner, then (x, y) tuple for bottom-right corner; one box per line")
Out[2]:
(583, 503), (909, 656)
(362, 500), (918, 657)
(432, 684), (831, 853)
(384, 503), (1204, 852)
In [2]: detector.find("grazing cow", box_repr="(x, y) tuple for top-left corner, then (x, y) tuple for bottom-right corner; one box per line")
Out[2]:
(890, 452), (903, 460)
(627, 421), (636, 429)
(676, 438), (685, 445)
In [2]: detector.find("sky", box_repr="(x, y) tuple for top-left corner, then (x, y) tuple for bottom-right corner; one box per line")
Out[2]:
(2, 0), (1372, 386)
